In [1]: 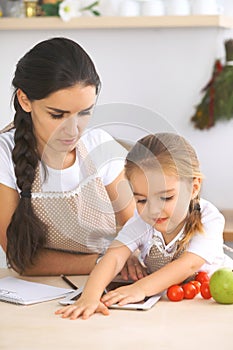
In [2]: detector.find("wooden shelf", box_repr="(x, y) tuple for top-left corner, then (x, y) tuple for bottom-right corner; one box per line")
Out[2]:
(1, 15), (233, 30)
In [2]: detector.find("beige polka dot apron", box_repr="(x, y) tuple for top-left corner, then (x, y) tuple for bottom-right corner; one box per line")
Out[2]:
(31, 140), (116, 254)
(144, 235), (185, 273)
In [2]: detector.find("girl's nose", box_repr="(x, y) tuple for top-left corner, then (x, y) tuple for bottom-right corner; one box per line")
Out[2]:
(147, 200), (162, 217)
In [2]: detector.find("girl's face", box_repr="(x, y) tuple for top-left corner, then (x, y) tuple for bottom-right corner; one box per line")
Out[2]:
(18, 84), (96, 158)
(130, 168), (200, 241)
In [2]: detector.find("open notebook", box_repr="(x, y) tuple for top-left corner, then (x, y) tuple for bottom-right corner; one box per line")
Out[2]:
(0, 277), (73, 305)
(59, 279), (162, 310)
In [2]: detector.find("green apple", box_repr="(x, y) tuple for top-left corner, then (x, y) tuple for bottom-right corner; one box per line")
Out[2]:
(209, 268), (233, 304)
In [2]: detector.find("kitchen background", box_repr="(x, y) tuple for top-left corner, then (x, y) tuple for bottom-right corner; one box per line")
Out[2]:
(1, 0), (233, 266)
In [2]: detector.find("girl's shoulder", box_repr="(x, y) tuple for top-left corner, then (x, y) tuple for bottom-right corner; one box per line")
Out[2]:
(200, 198), (225, 225)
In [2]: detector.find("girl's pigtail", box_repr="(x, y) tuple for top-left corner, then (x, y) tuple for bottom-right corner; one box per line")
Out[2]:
(6, 97), (47, 273)
(178, 196), (203, 251)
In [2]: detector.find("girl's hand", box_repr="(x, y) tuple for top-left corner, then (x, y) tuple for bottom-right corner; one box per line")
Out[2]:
(120, 252), (148, 281)
(101, 284), (146, 307)
(55, 298), (109, 320)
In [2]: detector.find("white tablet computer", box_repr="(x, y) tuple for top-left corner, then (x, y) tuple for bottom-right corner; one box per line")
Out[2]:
(59, 279), (161, 310)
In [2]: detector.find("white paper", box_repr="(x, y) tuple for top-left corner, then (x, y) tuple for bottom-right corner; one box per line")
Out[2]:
(0, 277), (73, 305)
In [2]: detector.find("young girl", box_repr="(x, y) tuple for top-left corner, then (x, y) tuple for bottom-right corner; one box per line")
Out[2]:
(56, 133), (233, 319)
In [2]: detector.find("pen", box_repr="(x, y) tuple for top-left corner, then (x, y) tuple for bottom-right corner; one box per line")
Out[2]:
(61, 275), (78, 290)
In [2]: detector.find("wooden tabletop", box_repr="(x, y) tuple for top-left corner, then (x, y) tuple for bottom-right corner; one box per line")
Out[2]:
(0, 268), (232, 350)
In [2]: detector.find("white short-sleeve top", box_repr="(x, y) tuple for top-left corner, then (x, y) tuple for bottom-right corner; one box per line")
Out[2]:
(0, 128), (127, 192)
(116, 198), (233, 275)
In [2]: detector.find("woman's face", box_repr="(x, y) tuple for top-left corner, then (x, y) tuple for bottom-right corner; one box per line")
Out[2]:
(19, 84), (96, 157)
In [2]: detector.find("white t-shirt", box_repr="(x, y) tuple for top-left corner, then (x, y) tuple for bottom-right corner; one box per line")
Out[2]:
(116, 198), (233, 275)
(0, 128), (127, 192)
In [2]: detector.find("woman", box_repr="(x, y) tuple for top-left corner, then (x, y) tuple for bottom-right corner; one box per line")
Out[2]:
(0, 37), (139, 277)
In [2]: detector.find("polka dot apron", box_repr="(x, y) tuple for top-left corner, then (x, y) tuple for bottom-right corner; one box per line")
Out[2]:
(30, 140), (117, 254)
(144, 234), (185, 273)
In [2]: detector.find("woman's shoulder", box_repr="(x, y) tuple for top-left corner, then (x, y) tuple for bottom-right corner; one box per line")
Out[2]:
(81, 128), (114, 146)
(0, 129), (15, 153)
(80, 128), (127, 155)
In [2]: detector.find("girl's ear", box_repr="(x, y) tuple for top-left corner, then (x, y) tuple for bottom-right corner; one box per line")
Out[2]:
(191, 177), (202, 199)
(17, 89), (32, 113)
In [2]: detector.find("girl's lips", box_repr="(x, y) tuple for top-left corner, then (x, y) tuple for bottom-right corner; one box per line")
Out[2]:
(154, 218), (168, 224)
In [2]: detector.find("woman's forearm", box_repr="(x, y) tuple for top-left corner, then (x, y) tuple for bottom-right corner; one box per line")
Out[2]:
(19, 249), (99, 276)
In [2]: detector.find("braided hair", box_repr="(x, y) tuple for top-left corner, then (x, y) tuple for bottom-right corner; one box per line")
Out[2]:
(6, 37), (100, 273)
(125, 133), (204, 252)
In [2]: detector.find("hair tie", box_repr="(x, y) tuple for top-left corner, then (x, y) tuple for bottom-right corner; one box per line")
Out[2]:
(20, 191), (31, 199)
(194, 203), (201, 212)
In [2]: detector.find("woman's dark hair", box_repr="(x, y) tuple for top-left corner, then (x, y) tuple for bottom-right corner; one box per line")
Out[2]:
(6, 37), (101, 273)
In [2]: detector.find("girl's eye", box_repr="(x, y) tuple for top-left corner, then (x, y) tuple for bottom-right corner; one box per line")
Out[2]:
(160, 196), (174, 201)
(137, 199), (147, 204)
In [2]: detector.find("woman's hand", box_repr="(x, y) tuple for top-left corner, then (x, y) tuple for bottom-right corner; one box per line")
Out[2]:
(120, 251), (147, 281)
(101, 284), (146, 307)
(55, 297), (109, 320)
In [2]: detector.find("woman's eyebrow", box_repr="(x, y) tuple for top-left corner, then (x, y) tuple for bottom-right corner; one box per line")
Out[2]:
(46, 106), (70, 113)
(46, 104), (95, 114)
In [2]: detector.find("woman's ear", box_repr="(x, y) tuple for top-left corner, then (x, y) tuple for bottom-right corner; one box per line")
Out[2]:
(17, 89), (32, 113)
(191, 177), (202, 199)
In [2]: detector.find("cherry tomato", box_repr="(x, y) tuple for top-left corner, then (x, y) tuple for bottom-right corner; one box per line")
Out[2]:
(195, 271), (210, 285)
(182, 282), (197, 299)
(190, 280), (201, 295)
(200, 281), (212, 299)
(167, 285), (184, 302)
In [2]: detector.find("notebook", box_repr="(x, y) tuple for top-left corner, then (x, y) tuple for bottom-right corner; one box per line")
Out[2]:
(59, 279), (162, 310)
(0, 276), (73, 305)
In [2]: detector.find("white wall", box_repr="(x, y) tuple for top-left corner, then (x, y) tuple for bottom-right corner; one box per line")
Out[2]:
(1, 27), (233, 209)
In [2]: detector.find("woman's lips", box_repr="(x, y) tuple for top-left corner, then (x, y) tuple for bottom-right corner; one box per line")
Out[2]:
(59, 138), (77, 145)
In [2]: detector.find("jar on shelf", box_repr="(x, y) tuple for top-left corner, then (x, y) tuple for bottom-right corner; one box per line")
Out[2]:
(141, 0), (165, 16)
(165, 0), (191, 16)
(6, 0), (24, 17)
(191, 0), (221, 15)
(119, 0), (140, 16)
(24, 0), (38, 17)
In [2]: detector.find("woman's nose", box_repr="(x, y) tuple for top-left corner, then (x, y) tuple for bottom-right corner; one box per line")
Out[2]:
(64, 116), (77, 137)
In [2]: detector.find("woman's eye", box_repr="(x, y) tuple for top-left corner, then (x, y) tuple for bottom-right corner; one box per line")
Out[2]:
(50, 113), (64, 119)
(78, 110), (92, 117)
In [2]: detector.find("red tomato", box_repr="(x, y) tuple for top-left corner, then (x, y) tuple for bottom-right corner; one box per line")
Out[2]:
(167, 285), (184, 302)
(195, 271), (210, 285)
(182, 282), (197, 299)
(190, 280), (201, 294)
(200, 281), (212, 299)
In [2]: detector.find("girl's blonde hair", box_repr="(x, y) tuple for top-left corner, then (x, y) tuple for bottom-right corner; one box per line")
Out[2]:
(125, 133), (204, 250)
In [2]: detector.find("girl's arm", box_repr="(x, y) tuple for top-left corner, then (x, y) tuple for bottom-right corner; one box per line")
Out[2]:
(55, 242), (132, 319)
(102, 251), (205, 306)
(106, 171), (147, 281)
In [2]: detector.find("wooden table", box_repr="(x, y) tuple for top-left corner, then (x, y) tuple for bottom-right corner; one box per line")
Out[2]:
(0, 268), (232, 350)
(222, 210), (233, 241)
